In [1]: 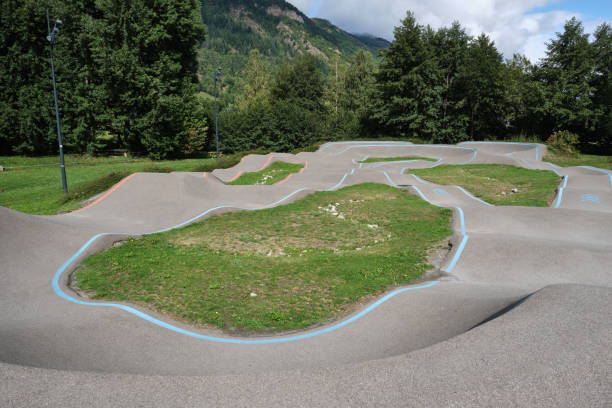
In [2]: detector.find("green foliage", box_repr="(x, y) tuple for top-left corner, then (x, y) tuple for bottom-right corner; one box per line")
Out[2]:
(271, 54), (326, 113)
(590, 23), (612, 151)
(538, 18), (595, 138)
(0, 0), (206, 158)
(546, 130), (580, 154)
(236, 50), (272, 109)
(543, 149), (612, 170)
(219, 55), (327, 153)
(200, 0), (388, 104)
(371, 13), (610, 152)
(372, 15), (507, 143)
(198, 0), (389, 105)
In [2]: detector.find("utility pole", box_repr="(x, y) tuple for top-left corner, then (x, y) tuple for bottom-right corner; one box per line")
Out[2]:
(47, 10), (68, 194)
(214, 68), (221, 160)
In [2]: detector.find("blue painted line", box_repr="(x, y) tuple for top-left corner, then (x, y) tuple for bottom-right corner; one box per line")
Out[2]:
(520, 158), (535, 169)
(350, 168), (355, 175)
(545, 163), (563, 177)
(327, 173), (348, 191)
(461, 141), (539, 161)
(381, 171), (399, 187)
(411, 185), (432, 204)
(154, 189), (309, 234)
(457, 206), (466, 235)
(455, 186), (494, 207)
(581, 194), (600, 204)
(434, 188), (448, 196)
(358, 162), (364, 169)
(446, 235), (469, 273)
(53, 250), (438, 344)
(580, 166), (612, 188)
(404, 158), (443, 171)
(411, 174), (434, 186)
(52, 187), (441, 344)
(410, 185), (468, 271)
(430, 159), (444, 168)
(554, 175), (568, 209)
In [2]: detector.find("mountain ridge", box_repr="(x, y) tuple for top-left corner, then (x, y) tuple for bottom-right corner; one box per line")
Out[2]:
(198, 0), (389, 101)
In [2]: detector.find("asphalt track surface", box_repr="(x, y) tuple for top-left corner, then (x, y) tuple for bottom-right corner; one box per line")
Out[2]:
(1, 141), (610, 407)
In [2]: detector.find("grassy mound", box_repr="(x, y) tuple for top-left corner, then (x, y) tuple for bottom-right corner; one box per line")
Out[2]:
(229, 162), (304, 185)
(410, 164), (560, 207)
(75, 183), (452, 333)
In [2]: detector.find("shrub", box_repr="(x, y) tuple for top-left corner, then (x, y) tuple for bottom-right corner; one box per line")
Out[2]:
(546, 130), (580, 154)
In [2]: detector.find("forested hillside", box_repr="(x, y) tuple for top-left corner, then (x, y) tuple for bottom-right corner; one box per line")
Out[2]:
(198, 0), (389, 102)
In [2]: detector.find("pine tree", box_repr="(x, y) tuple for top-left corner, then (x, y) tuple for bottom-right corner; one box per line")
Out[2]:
(460, 34), (505, 139)
(373, 12), (443, 139)
(539, 17), (595, 139)
(590, 23), (612, 151)
(237, 49), (272, 109)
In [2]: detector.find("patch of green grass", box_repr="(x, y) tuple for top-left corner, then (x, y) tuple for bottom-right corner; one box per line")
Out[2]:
(229, 162), (304, 185)
(75, 183), (452, 333)
(410, 164), (560, 207)
(0, 155), (215, 215)
(360, 156), (437, 163)
(544, 148), (612, 170)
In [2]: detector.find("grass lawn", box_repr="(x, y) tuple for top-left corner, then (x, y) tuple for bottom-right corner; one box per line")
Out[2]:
(229, 162), (304, 185)
(0, 154), (248, 215)
(75, 183), (452, 333)
(360, 156), (437, 163)
(410, 164), (560, 206)
(544, 149), (612, 170)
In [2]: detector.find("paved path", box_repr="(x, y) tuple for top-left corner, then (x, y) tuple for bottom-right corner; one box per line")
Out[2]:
(1, 141), (610, 407)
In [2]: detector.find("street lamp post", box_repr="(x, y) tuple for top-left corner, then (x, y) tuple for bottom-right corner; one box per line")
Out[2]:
(213, 68), (221, 160)
(46, 10), (68, 194)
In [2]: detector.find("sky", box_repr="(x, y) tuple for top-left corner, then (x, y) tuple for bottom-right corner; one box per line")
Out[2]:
(286, 0), (611, 62)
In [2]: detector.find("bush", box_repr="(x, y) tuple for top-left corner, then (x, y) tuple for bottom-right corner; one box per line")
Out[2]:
(546, 130), (580, 154)
(218, 101), (321, 153)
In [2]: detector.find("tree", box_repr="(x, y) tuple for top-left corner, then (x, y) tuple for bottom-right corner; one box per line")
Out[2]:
(373, 12), (443, 139)
(590, 23), (612, 151)
(237, 49), (272, 109)
(0, 0), (206, 158)
(460, 34), (505, 139)
(343, 50), (376, 117)
(430, 22), (471, 142)
(0, 0), (57, 155)
(270, 53), (326, 113)
(539, 17), (595, 139)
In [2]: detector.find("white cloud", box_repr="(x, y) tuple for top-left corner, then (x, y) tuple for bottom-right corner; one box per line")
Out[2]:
(285, 0), (607, 61)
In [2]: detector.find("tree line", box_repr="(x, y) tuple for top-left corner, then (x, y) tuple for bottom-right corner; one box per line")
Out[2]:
(214, 13), (610, 154)
(1, 4), (610, 158)
(370, 13), (611, 151)
(0, 0), (205, 158)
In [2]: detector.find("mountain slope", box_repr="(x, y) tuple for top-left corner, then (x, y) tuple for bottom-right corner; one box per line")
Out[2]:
(198, 0), (389, 101)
